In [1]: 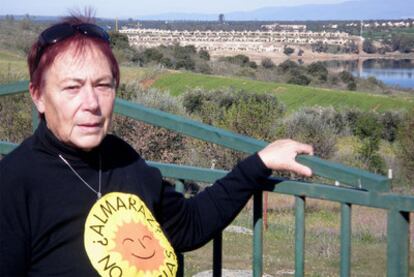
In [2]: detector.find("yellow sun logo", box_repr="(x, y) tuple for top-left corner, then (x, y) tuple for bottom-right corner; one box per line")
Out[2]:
(84, 192), (177, 277)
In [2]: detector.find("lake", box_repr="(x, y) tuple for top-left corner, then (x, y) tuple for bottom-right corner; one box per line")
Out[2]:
(323, 59), (414, 89)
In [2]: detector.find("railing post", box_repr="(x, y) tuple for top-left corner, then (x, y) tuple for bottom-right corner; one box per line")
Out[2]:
(387, 209), (410, 277)
(213, 233), (222, 277)
(295, 196), (305, 277)
(340, 203), (352, 277)
(253, 191), (263, 277)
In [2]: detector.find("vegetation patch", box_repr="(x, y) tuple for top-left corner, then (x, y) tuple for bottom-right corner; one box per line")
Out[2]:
(151, 71), (414, 112)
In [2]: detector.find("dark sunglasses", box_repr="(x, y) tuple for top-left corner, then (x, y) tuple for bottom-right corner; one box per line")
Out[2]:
(34, 23), (110, 69)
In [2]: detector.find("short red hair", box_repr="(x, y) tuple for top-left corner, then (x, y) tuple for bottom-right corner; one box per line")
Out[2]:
(27, 14), (120, 93)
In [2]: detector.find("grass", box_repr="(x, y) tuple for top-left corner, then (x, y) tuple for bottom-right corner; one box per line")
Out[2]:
(151, 71), (414, 113)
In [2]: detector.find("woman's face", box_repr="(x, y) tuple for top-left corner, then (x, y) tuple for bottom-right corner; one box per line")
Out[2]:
(32, 44), (116, 151)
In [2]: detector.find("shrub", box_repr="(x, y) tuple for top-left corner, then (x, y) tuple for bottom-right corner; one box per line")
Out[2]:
(181, 88), (285, 168)
(248, 61), (258, 69)
(397, 111), (414, 182)
(278, 60), (299, 73)
(143, 48), (163, 63)
(353, 113), (386, 174)
(175, 56), (195, 70)
(198, 49), (210, 61)
(307, 62), (328, 82)
(261, 58), (274, 69)
(196, 62), (212, 74)
(287, 73), (311, 86)
(363, 39), (376, 54)
(338, 71), (355, 83)
(283, 107), (339, 159)
(111, 86), (186, 163)
(160, 57), (173, 68)
(347, 81), (357, 91)
(380, 111), (403, 142)
(283, 47), (295, 55)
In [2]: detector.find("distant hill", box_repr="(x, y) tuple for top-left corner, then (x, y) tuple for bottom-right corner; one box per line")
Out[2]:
(137, 0), (414, 21)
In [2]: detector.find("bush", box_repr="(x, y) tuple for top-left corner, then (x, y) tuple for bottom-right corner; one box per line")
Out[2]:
(353, 113), (386, 174)
(307, 62), (328, 82)
(278, 60), (299, 73)
(283, 47), (295, 55)
(380, 111), (403, 142)
(363, 39), (376, 54)
(287, 73), (311, 86)
(283, 107), (338, 159)
(347, 81), (357, 91)
(220, 54), (251, 67)
(248, 61), (258, 69)
(338, 71), (355, 83)
(175, 56), (195, 70)
(199, 49), (210, 61)
(397, 111), (414, 182)
(143, 48), (163, 63)
(111, 86), (186, 163)
(109, 32), (130, 50)
(261, 58), (274, 69)
(181, 88), (285, 168)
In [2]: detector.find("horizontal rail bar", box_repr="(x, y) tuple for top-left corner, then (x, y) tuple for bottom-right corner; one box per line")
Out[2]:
(296, 156), (390, 192)
(272, 180), (414, 212)
(114, 98), (266, 154)
(0, 80), (29, 96)
(0, 141), (18, 155)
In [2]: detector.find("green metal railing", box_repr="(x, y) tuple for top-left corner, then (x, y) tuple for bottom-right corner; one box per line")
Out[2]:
(0, 81), (411, 277)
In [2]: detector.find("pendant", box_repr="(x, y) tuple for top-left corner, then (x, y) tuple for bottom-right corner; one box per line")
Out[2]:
(97, 192), (102, 199)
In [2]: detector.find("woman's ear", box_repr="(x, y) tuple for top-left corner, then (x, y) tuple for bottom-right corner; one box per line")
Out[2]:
(29, 82), (45, 114)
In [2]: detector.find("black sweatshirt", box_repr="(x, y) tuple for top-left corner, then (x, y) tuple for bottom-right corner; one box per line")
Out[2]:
(0, 120), (271, 276)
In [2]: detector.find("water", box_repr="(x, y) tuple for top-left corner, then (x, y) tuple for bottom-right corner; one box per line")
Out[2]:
(324, 59), (414, 89)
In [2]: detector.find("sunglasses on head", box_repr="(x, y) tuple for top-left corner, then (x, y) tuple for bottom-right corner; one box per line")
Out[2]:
(34, 23), (110, 69)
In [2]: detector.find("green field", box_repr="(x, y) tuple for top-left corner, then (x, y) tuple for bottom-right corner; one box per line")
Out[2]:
(151, 71), (414, 112)
(2, 53), (414, 113)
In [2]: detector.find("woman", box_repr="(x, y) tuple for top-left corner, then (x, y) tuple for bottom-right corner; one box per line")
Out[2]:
(0, 15), (313, 276)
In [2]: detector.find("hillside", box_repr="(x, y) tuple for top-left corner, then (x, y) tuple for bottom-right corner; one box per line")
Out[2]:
(151, 71), (414, 112)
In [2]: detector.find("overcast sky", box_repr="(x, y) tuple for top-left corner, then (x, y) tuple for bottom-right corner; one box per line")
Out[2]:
(2, 0), (348, 18)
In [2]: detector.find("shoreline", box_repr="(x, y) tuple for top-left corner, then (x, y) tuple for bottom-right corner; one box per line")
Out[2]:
(210, 50), (414, 64)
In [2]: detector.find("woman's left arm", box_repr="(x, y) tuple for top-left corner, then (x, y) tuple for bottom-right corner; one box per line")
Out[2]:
(158, 139), (313, 252)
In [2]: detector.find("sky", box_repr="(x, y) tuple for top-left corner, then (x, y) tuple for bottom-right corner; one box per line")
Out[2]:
(2, 0), (347, 18)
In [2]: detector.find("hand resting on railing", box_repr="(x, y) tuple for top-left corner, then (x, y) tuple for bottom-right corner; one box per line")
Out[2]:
(258, 139), (314, 177)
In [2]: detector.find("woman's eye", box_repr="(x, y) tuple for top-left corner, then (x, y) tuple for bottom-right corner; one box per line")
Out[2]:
(64, 86), (80, 91)
(98, 83), (112, 88)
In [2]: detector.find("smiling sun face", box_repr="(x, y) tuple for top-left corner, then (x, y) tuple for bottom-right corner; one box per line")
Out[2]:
(84, 192), (177, 277)
(113, 221), (164, 270)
